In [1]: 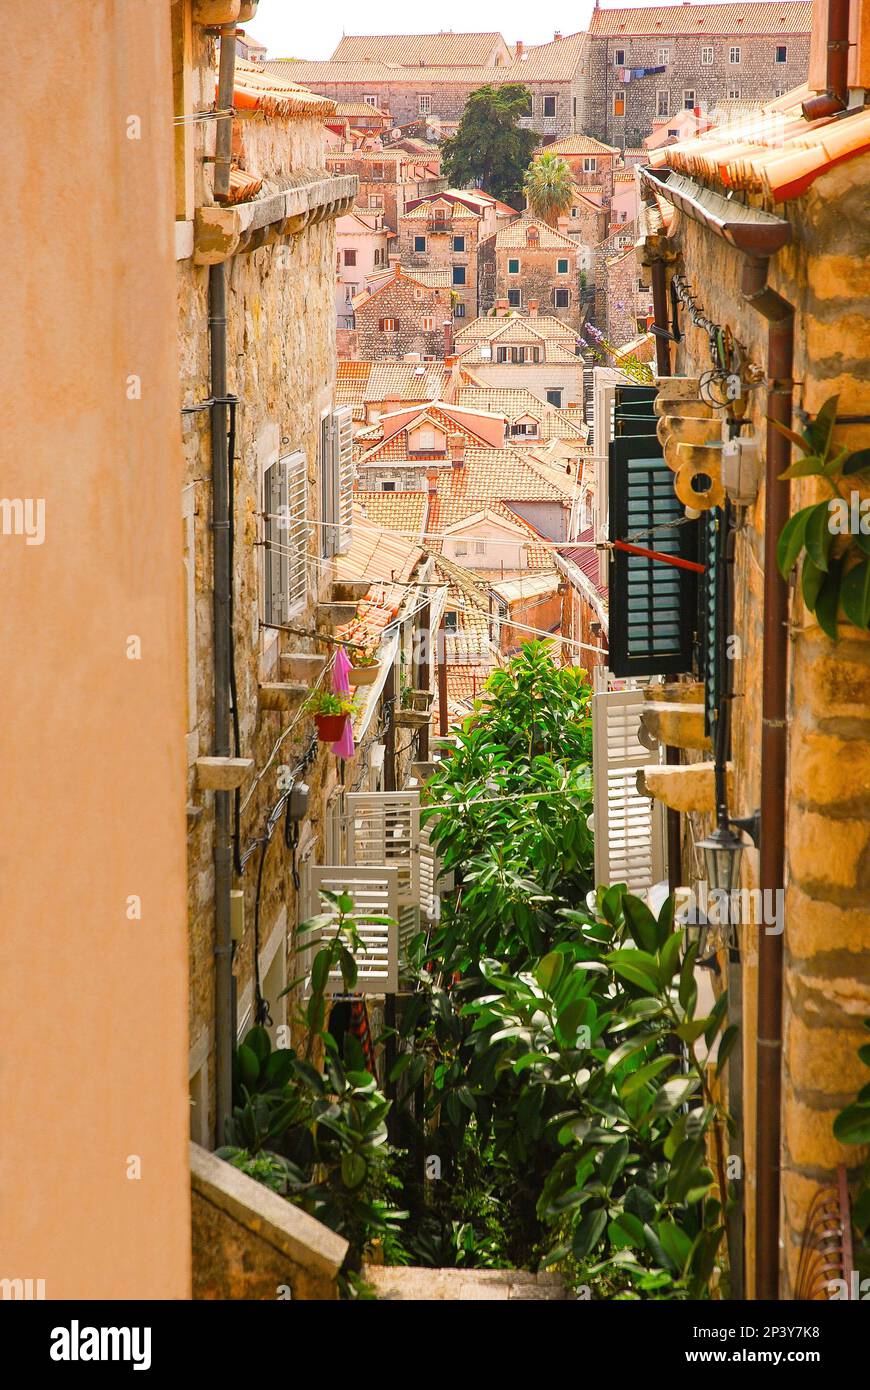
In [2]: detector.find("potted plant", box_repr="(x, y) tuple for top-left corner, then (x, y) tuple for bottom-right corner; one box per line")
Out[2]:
(306, 691), (357, 742)
(348, 648), (381, 686)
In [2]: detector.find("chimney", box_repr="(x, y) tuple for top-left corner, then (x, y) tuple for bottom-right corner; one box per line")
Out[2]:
(554, 30), (562, 40)
(426, 467), (440, 494)
(444, 352), (460, 402)
(528, 299), (539, 317)
(448, 433), (466, 467)
(443, 318), (454, 356)
(495, 298), (510, 317)
(389, 252), (401, 270)
(515, 40), (524, 60)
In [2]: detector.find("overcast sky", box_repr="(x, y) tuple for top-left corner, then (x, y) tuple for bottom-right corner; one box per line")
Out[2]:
(248, 1), (624, 61)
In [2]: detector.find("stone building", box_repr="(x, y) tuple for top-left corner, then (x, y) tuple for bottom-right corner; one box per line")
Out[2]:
(455, 311), (585, 406)
(533, 131), (623, 201)
(397, 189), (516, 320)
(325, 147), (446, 229)
(478, 217), (583, 329)
(335, 208), (391, 329)
(266, 32), (588, 140)
(351, 264), (454, 359)
(633, 16), (870, 1297)
(575, 1), (812, 148)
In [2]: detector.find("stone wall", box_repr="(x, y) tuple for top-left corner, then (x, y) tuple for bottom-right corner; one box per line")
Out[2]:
(397, 212), (480, 318)
(479, 234), (582, 330)
(298, 77), (577, 138)
(354, 272), (452, 359)
(576, 31), (810, 147)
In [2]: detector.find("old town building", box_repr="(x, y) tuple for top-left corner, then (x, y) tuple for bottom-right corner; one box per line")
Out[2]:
(325, 147), (446, 228)
(397, 189), (516, 320)
(455, 311), (585, 406)
(478, 217), (583, 329)
(351, 264), (454, 359)
(575, 1), (812, 148)
(335, 207), (391, 329)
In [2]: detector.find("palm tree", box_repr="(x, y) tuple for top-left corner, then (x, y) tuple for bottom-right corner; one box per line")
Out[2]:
(522, 153), (573, 228)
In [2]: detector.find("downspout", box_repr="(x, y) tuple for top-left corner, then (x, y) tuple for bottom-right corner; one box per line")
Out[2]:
(802, 0), (852, 119)
(742, 256), (794, 1301)
(211, 25), (237, 1146)
(650, 259), (671, 378)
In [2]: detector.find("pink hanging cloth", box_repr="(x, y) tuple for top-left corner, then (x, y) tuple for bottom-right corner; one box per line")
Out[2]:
(331, 645), (356, 759)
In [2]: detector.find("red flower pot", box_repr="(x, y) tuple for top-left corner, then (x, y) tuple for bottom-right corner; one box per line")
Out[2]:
(315, 713), (349, 742)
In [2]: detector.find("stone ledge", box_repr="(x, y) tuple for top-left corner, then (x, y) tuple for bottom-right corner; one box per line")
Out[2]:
(190, 1142), (347, 1280)
(194, 174), (357, 264)
(638, 760), (733, 812)
(640, 701), (711, 752)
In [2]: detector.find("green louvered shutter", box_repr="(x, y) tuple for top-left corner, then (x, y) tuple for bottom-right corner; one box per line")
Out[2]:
(698, 507), (726, 737)
(608, 431), (699, 677)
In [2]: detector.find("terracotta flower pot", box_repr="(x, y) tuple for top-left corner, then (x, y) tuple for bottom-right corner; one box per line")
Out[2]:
(349, 664), (380, 685)
(314, 713), (349, 742)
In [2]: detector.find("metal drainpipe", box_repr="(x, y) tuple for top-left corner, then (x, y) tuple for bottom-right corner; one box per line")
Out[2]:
(211, 26), (237, 1146)
(742, 255), (794, 1301)
(213, 25), (236, 203)
(802, 0), (852, 119)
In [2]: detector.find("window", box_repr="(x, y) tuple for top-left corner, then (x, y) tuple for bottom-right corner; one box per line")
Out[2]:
(452, 265), (466, 286)
(729, 46), (741, 64)
(557, 257), (569, 274)
(554, 287), (570, 308)
(684, 89), (696, 109)
(656, 90), (670, 117)
(445, 610), (459, 630)
(378, 317), (399, 332)
(727, 84), (741, 100)
(508, 288), (522, 307)
(570, 206), (578, 218)
(414, 235), (426, 252)
(701, 46), (714, 65)
(453, 235), (465, 252)
(343, 248), (357, 266)
(369, 194), (382, 209)
(613, 93), (625, 117)
(614, 48), (625, 66)
(474, 540), (486, 555)
(417, 428), (436, 450)
(264, 449), (308, 623)
(508, 257), (520, 274)
(454, 540), (468, 557)
(546, 388), (563, 407)
(382, 480), (396, 492)
(454, 302), (465, 318)
(776, 45), (787, 63)
(422, 316), (435, 331)
(543, 95), (556, 117)
(583, 156), (597, 173)
(658, 46), (670, 65)
(319, 408), (353, 558)
(371, 162), (384, 180)
(418, 94), (432, 114)
(364, 94), (378, 106)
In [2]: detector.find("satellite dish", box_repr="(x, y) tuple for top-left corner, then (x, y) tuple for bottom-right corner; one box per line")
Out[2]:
(391, 127), (402, 138)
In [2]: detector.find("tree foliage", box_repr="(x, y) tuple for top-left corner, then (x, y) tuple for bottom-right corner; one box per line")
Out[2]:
(441, 84), (538, 208)
(523, 152), (574, 226)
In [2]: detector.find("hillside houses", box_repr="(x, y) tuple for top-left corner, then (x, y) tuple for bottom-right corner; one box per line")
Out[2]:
(478, 218), (583, 329)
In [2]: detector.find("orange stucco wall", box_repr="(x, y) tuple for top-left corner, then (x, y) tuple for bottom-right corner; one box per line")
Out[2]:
(1, 4), (191, 1297)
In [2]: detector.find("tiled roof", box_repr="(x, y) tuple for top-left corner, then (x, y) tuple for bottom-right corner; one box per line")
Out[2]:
(335, 509), (425, 651)
(403, 266), (452, 287)
(333, 100), (390, 118)
(456, 311), (576, 342)
(456, 386), (588, 439)
(331, 32), (508, 66)
(535, 133), (622, 157)
(230, 59), (337, 118)
(650, 101), (870, 201)
(458, 337), (581, 366)
(265, 35), (586, 88)
(510, 32), (586, 80)
(489, 216), (579, 250)
(587, 3), (812, 36)
(363, 360), (449, 403)
(355, 490), (429, 538)
(558, 526), (609, 603)
(352, 265), (450, 309)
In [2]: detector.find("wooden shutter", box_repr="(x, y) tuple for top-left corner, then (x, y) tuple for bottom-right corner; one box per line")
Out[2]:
(320, 413), (336, 558)
(302, 864), (399, 995)
(333, 406), (354, 555)
(283, 449), (308, 615)
(608, 427), (698, 677)
(346, 791), (420, 908)
(264, 457), (290, 625)
(592, 687), (666, 895)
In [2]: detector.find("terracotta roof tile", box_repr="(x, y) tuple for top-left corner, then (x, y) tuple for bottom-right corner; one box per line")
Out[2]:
(487, 216), (580, 250)
(588, 3), (812, 37)
(355, 490), (429, 538)
(535, 132), (622, 157)
(230, 59), (337, 118)
(331, 32), (508, 66)
(456, 312), (576, 342)
(456, 386), (588, 440)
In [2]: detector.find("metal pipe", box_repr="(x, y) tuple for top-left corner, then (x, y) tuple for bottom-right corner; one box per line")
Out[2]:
(742, 255), (794, 1301)
(417, 601), (431, 761)
(651, 259), (671, 377)
(213, 25), (236, 203)
(383, 661), (397, 792)
(437, 615), (449, 738)
(803, 0), (851, 117)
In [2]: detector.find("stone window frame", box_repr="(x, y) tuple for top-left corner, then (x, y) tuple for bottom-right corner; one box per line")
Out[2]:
(557, 257), (570, 275)
(364, 94), (378, 106)
(507, 288), (522, 309)
(546, 387), (563, 407)
(414, 235), (427, 253)
(378, 316), (399, 332)
(775, 44), (788, 63)
(454, 302), (466, 319)
(452, 265), (467, 286)
(700, 45), (714, 66)
(418, 94), (432, 114)
(553, 287), (570, 309)
(583, 156), (598, 173)
(343, 248), (357, 267)
(453, 234), (466, 252)
(658, 46), (671, 65)
(656, 90), (670, 117)
(507, 257), (521, 275)
(727, 84), (741, 100)
(613, 92), (625, 117)
(614, 48), (626, 66)
(684, 89), (696, 109)
(729, 45), (741, 64)
(421, 316), (435, 332)
(542, 94), (557, 118)
(369, 194), (383, 209)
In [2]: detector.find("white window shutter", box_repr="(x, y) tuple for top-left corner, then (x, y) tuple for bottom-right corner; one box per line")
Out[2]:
(302, 864), (400, 994)
(284, 450), (308, 615)
(333, 405), (355, 555)
(592, 687), (666, 895)
(346, 791), (420, 907)
(320, 413), (337, 558)
(418, 814), (440, 921)
(264, 457), (290, 626)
